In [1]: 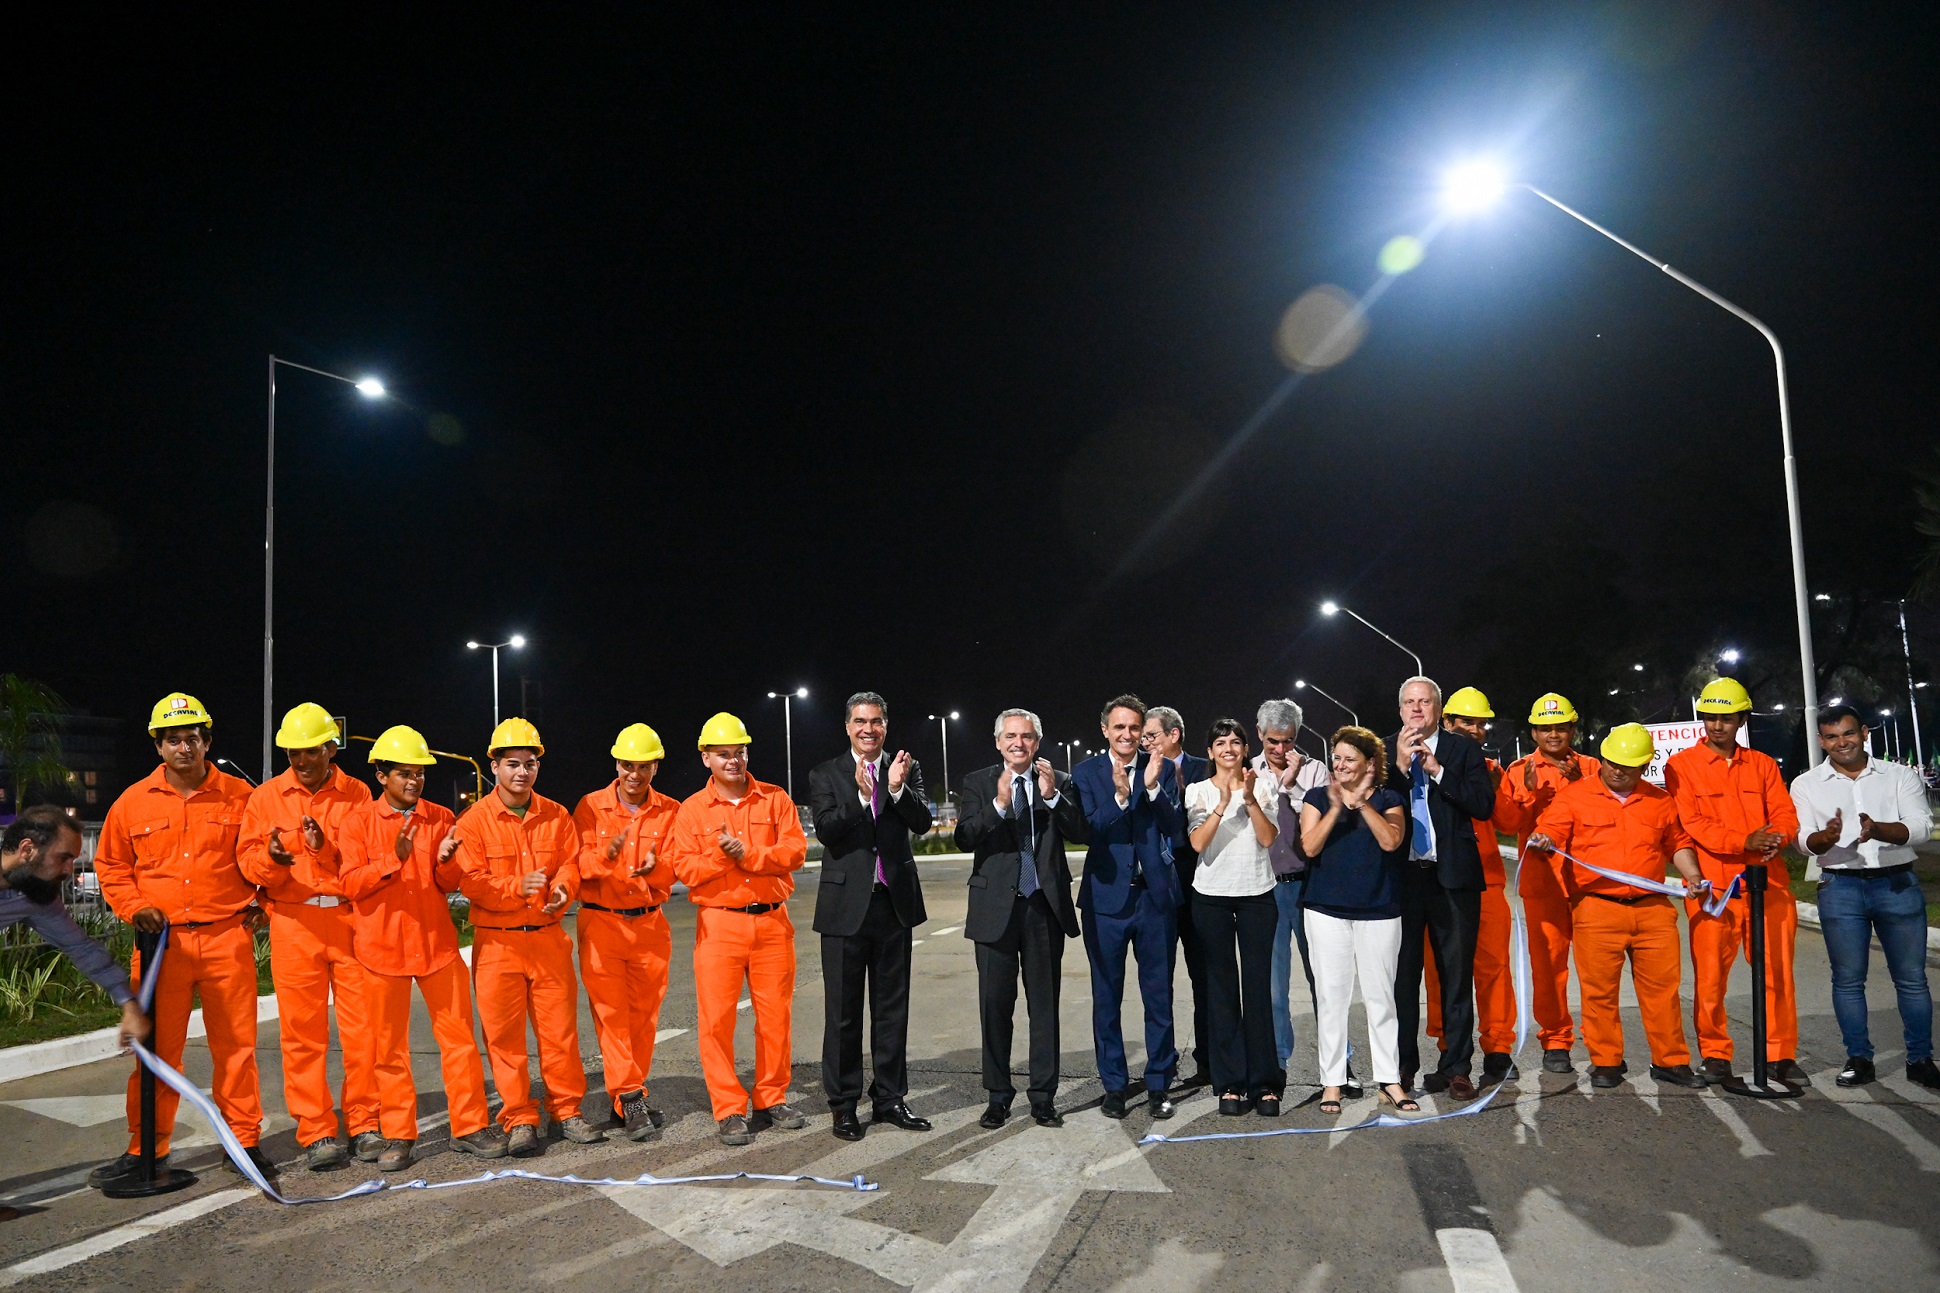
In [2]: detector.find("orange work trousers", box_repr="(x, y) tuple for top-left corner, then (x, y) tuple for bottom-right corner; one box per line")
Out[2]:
(472, 924), (587, 1128)
(367, 958), (492, 1141)
(693, 905), (796, 1121)
(267, 902), (379, 1144)
(127, 916), (263, 1155)
(1686, 890), (1798, 1063)
(579, 908), (672, 1115)
(1519, 856), (1575, 1049)
(1425, 883), (1517, 1055)
(1570, 894), (1690, 1070)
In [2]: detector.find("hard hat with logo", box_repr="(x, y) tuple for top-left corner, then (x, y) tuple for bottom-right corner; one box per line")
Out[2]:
(368, 725), (438, 766)
(697, 712), (753, 749)
(487, 717), (545, 757)
(1527, 693), (1579, 726)
(275, 702), (341, 750)
(1695, 677), (1752, 714)
(148, 692), (213, 736)
(611, 723), (666, 762)
(1600, 723), (1656, 768)
(1444, 686), (1494, 719)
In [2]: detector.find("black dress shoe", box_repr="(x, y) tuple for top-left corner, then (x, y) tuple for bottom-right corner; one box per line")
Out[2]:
(1030, 1104), (1064, 1127)
(1542, 1048), (1574, 1074)
(1101, 1090), (1129, 1119)
(831, 1109), (864, 1141)
(1421, 1071), (1450, 1094)
(1907, 1058), (1940, 1090)
(1769, 1058), (1809, 1086)
(1589, 1065), (1625, 1089)
(872, 1101), (933, 1132)
(1481, 1051), (1514, 1077)
(1649, 1063), (1707, 1089)
(1148, 1092), (1176, 1119)
(1835, 1056), (1875, 1088)
(1698, 1057), (1734, 1085)
(979, 1101), (1010, 1130)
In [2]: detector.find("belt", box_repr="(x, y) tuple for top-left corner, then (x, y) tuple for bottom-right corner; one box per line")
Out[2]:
(1582, 890), (1660, 906)
(175, 912), (245, 929)
(579, 901), (662, 917)
(722, 902), (780, 915)
(480, 923), (552, 932)
(302, 895), (343, 909)
(1821, 863), (1912, 879)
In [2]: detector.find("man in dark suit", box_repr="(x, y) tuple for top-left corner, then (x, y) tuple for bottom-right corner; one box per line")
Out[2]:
(956, 709), (1087, 1129)
(807, 691), (934, 1141)
(1387, 676), (1496, 1101)
(1072, 694), (1187, 1119)
(1142, 705), (1212, 1086)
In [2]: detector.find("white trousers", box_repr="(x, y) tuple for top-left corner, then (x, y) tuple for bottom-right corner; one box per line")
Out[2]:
(1304, 909), (1402, 1087)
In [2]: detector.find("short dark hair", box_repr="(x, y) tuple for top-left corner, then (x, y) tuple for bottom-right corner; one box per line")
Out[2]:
(1205, 717), (1247, 750)
(2, 805), (81, 855)
(1816, 704), (1863, 731)
(846, 692), (888, 719)
(1100, 693), (1147, 725)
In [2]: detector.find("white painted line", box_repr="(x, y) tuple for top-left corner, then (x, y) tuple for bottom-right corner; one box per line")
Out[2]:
(654, 1027), (689, 1043)
(909, 939), (925, 947)
(1435, 1227), (1521, 1293)
(930, 926), (962, 937)
(735, 998), (752, 1012)
(1815, 1065), (1940, 1172)
(0, 994), (279, 1085)
(0, 1187), (255, 1285)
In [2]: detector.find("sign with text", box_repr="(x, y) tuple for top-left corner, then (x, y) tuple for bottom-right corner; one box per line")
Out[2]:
(1642, 720), (1748, 786)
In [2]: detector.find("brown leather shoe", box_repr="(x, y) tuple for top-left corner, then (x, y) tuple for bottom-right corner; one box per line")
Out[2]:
(1445, 1075), (1478, 1101)
(1698, 1057), (1734, 1085)
(1769, 1058), (1809, 1086)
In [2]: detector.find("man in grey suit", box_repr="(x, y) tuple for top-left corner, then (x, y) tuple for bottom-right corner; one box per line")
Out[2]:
(955, 709), (1087, 1128)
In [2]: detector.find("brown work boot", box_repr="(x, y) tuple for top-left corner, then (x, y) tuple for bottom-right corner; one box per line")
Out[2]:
(451, 1127), (510, 1159)
(351, 1130), (387, 1162)
(376, 1139), (416, 1172)
(619, 1091), (663, 1142)
(558, 1116), (605, 1145)
(304, 1136), (348, 1171)
(506, 1124), (542, 1156)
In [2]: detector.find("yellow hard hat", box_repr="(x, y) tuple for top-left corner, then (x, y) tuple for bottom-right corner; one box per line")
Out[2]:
(697, 711), (753, 749)
(611, 723), (666, 762)
(275, 702), (340, 750)
(148, 692), (213, 736)
(1528, 693), (1579, 725)
(487, 717), (545, 756)
(368, 725), (437, 766)
(1600, 723), (1656, 768)
(1695, 677), (1752, 714)
(1444, 686), (1494, 719)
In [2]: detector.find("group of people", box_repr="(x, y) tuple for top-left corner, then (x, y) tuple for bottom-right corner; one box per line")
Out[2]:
(0, 674), (1932, 1196)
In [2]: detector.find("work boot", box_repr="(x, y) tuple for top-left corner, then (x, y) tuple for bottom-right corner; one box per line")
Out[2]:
(752, 1101), (808, 1131)
(1769, 1058), (1809, 1086)
(1698, 1057), (1734, 1085)
(506, 1124), (541, 1156)
(87, 1153), (156, 1188)
(352, 1130), (387, 1163)
(717, 1115), (754, 1146)
(304, 1137), (348, 1171)
(376, 1139), (416, 1172)
(1836, 1056), (1876, 1088)
(1906, 1058), (1940, 1090)
(558, 1116), (605, 1145)
(226, 1146), (280, 1178)
(619, 1092), (662, 1142)
(1542, 1048), (1574, 1074)
(450, 1127), (510, 1159)
(1649, 1063), (1707, 1089)
(1589, 1065), (1626, 1089)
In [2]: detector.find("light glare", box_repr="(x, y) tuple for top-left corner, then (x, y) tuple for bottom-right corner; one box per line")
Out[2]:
(1443, 160), (1507, 213)
(1319, 601), (1339, 616)
(355, 377), (386, 398)
(509, 635), (527, 649)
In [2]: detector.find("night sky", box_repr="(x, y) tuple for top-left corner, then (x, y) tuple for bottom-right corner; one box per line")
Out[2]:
(14, 3), (1937, 805)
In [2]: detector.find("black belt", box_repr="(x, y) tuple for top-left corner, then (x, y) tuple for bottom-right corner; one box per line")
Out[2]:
(175, 915), (240, 929)
(1582, 891), (1660, 906)
(723, 902), (780, 914)
(1822, 863), (1912, 879)
(482, 923), (552, 932)
(579, 901), (662, 917)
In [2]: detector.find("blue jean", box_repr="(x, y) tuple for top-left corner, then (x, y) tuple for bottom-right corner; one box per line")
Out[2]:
(1817, 869), (1933, 1063)
(1271, 877), (1317, 1067)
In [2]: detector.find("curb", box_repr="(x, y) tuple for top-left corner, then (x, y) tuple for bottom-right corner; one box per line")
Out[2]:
(0, 993), (281, 1087)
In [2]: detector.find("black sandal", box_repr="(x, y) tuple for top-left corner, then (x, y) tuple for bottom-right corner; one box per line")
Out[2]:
(1318, 1086), (1343, 1115)
(1380, 1083), (1421, 1113)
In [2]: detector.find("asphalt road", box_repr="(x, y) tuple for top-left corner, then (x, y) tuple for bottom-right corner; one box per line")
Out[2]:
(2, 858), (1937, 1291)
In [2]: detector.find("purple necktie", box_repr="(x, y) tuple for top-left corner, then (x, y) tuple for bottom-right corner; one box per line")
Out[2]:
(868, 760), (886, 885)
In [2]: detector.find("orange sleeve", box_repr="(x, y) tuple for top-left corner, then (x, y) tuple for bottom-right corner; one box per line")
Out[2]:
(573, 798), (613, 884)
(548, 812), (581, 901)
(1669, 812), (1695, 856)
(293, 797), (354, 890)
(335, 807), (398, 902)
(1664, 761), (1746, 858)
(236, 787), (279, 887)
(743, 793), (808, 875)
(1491, 764), (1533, 835)
(93, 797), (144, 922)
(668, 803), (734, 889)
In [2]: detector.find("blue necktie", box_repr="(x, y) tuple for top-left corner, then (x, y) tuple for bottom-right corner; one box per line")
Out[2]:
(1410, 758), (1434, 860)
(1014, 776), (1039, 897)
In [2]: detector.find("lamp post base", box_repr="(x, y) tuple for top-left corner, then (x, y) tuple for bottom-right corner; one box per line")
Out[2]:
(100, 1167), (199, 1198)
(1720, 1075), (1800, 1101)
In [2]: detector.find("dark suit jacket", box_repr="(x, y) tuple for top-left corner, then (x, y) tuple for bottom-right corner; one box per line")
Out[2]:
(807, 750), (933, 935)
(954, 763), (1086, 942)
(1384, 727), (1495, 892)
(1169, 752), (1213, 889)
(1070, 752), (1186, 917)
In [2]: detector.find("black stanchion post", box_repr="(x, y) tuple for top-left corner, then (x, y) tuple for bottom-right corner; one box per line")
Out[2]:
(1722, 863), (1799, 1101)
(103, 926), (198, 1198)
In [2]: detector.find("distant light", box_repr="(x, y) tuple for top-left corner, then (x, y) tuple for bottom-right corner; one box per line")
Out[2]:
(767, 691), (778, 699)
(1608, 689), (1620, 696)
(1881, 707), (1893, 716)
(1828, 696), (1843, 705)
(1442, 160), (1507, 213)
(1813, 593), (1832, 602)
(1719, 648), (1741, 664)
(1632, 663), (1645, 672)
(466, 640), (480, 650)
(1319, 601), (1340, 616)
(949, 711), (960, 720)
(1294, 679), (1308, 689)
(355, 378), (386, 398)
(1773, 703), (1786, 711)
(509, 635), (527, 649)
(796, 687), (809, 698)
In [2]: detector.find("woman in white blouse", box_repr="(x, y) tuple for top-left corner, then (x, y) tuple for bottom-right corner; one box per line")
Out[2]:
(1185, 717), (1283, 1115)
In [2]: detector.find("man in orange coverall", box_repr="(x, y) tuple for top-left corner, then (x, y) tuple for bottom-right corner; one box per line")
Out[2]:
(1664, 677), (1806, 1086)
(88, 693), (270, 1186)
(237, 702), (377, 1171)
(1529, 723), (1708, 1090)
(328, 726), (509, 1170)
(453, 718), (603, 1155)
(1492, 692), (1599, 1074)
(573, 723), (680, 1141)
(666, 712), (809, 1146)
(1426, 688), (1518, 1085)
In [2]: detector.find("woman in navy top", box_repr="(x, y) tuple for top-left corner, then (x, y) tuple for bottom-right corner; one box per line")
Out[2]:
(1299, 726), (1415, 1114)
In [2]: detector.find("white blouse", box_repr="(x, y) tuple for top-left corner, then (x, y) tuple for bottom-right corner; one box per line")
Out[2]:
(1185, 776), (1279, 897)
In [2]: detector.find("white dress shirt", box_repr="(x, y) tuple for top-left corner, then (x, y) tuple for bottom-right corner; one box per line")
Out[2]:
(1404, 729), (1442, 862)
(992, 766), (1062, 817)
(1112, 758), (1164, 810)
(1790, 756), (1933, 872)
(1184, 777), (1278, 897)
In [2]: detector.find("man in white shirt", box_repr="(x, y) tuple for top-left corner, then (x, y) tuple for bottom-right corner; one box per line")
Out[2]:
(1252, 698), (1335, 1092)
(1790, 704), (1937, 1089)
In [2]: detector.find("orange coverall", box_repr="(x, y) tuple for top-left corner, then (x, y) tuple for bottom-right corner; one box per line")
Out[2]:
(573, 782), (679, 1116)
(94, 764), (262, 1155)
(1426, 796), (1516, 1055)
(330, 797), (491, 1141)
(454, 792), (586, 1129)
(1664, 742), (1802, 1064)
(238, 765), (377, 1147)
(665, 778), (807, 1121)
(1535, 776), (1694, 1070)
(1494, 752), (1601, 1050)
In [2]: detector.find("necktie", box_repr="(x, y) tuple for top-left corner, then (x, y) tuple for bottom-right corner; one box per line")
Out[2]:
(1410, 758), (1434, 861)
(1014, 775), (1039, 897)
(868, 761), (886, 886)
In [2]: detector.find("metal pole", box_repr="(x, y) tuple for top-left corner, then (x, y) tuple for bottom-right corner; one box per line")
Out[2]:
(262, 356), (277, 782)
(490, 644), (501, 727)
(1524, 185), (1822, 766)
(102, 926), (197, 1197)
(941, 716), (951, 800)
(783, 694), (794, 798)
(1900, 600), (1925, 767)
(1339, 607), (1423, 676)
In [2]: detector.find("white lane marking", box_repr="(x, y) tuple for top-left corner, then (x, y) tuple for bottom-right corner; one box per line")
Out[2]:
(535, 1230), (676, 1284)
(655, 1027), (689, 1042)
(1630, 1071), (1661, 1115)
(1815, 1066), (1940, 1172)
(1435, 1227), (1522, 1293)
(0, 1188), (255, 1286)
(910, 939), (926, 947)
(930, 925), (962, 937)
(735, 998), (751, 1012)
(1697, 1088), (1774, 1157)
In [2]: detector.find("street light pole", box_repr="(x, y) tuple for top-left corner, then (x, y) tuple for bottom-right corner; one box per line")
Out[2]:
(1294, 679), (1359, 726)
(263, 355), (386, 778)
(1318, 602), (1423, 677)
(466, 636), (526, 727)
(767, 688), (809, 798)
(1899, 600), (1926, 767)
(929, 711), (960, 801)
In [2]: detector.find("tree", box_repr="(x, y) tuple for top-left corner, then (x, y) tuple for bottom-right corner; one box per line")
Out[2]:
(0, 675), (71, 811)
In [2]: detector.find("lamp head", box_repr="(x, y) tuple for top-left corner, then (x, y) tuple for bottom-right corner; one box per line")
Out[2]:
(1294, 679), (1307, 690)
(1319, 601), (1339, 616)
(466, 640), (480, 650)
(1719, 648), (1740, 664)
(354, 378), (386, 398)
(1442, 160), (1507, 213)
(796, 687), (808, 698)
(509, 635), (527, 649)
(949, 711), (960, 720)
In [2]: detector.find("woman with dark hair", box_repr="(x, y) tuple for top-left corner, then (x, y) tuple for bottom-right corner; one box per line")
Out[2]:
(1299, 725), (1415, 1115)
(1184, 717), (1282, 1115)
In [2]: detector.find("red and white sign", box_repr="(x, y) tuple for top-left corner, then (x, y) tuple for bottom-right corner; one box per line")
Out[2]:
(1641, 720), (1748, 786)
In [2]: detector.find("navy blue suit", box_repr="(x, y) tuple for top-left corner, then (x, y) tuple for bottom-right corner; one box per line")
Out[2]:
(1169, 751), (1214, 1075)
(1072, 751), (1187, 1094)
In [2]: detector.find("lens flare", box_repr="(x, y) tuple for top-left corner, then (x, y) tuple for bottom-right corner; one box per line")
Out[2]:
(1274, 286), (1367, 373)
(1378, 235), (1425, 275)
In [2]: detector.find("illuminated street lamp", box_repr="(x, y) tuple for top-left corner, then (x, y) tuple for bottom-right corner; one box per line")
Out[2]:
(766, 687), (810, 797)
(1317, 601), (1423, 676)
(928, 711), (961, 801)
(1294, 679), (1358, 726)
(466, 635), (526, 728)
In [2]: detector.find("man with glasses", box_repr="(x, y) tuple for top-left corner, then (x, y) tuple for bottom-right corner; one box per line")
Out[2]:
(1251, 699), (1336, 1095)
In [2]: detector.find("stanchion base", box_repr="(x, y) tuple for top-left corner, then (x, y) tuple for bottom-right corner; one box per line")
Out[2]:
(100, 1168), (199, 1199)
(1720, 1076), (1800, 1101)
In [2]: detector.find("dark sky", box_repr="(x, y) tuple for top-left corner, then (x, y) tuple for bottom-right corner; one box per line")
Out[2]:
(13, 2), (1938, 803)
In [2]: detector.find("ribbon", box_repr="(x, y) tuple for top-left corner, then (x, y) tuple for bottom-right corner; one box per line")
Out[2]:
(1547, 846), (1741, 917)
(126, 930), (876, 1202)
